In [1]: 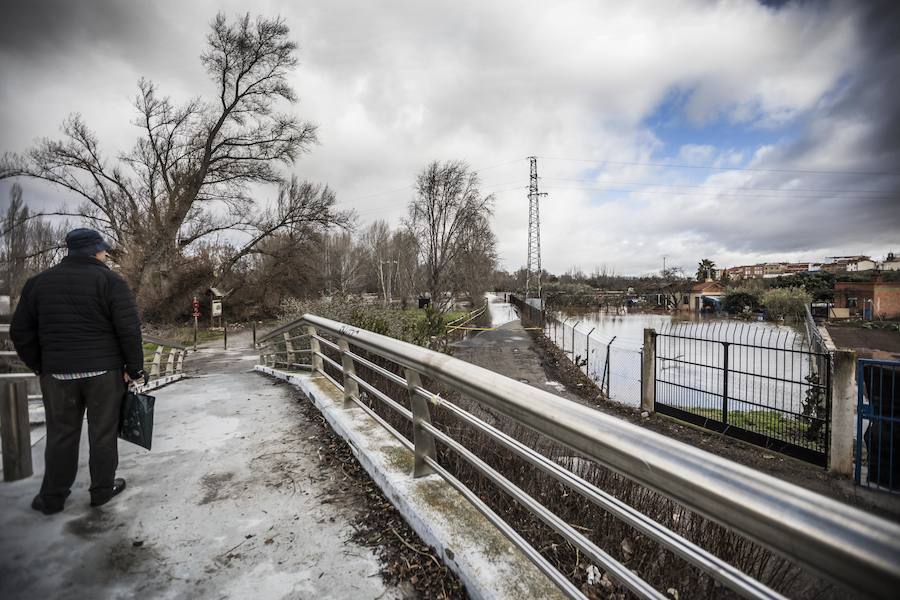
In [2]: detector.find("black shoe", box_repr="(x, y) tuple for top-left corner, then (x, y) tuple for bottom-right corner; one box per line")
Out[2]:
(31, 494), (65, 515)
(90, 478), (127, 507)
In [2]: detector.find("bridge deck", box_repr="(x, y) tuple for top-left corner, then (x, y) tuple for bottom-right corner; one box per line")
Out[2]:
(0, 336), (398, 600)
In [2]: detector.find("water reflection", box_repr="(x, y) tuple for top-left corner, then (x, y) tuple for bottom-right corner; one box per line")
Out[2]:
(485, 293), (518, 327)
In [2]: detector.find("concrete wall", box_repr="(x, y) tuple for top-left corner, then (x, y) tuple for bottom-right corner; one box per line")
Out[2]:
(829, 349), (857, 476)
(874, 283), (900, 318)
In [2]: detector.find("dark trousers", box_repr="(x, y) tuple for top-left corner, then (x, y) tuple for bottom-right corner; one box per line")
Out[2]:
(38, 370), (124, 500)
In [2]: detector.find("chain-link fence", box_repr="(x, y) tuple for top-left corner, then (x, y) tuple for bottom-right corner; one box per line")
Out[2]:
(509, 295), (643, 406)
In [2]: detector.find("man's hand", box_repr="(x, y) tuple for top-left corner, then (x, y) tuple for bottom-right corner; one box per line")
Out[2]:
(124, 372), (133, 384)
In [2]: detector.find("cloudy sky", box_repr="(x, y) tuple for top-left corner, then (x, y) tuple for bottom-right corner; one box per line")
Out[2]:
(1, 0), (898, 275)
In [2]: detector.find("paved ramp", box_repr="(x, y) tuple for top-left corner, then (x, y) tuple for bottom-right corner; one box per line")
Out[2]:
(452, 298), (581, 402)
(0, 337), (398, 599)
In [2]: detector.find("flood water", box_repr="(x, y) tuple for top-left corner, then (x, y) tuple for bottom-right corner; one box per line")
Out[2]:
(485, 293), (518, 327)
(544, 306), (818, 424)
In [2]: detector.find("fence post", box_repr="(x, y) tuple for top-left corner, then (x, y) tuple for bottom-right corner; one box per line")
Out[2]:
(722, 342), (730, 425)
(165, 347), (176, 376)
(176, 349), (185, 374)
(830, 349), (856, 476)
(252, 321), (257, 348)
(572, 321), (579, 360)
(405, 368), (436, 478)
(586, 327), (595, 375)
(1, 380), (33, 481)
(283, 331), (296, 366)
(307, 326), (323, 373)
(338, 339), (359, 409)
(150, 346), (163, 378)
(641, 328), (656, 414)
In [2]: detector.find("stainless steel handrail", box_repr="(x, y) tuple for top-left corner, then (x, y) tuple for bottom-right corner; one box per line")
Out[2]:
(258, 314), (900, 599)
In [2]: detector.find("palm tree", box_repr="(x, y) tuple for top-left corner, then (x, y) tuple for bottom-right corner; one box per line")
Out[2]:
(696, 258), (717, 281)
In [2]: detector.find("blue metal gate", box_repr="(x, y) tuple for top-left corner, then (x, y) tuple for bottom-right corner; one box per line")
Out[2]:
(855, 359), (900, 493)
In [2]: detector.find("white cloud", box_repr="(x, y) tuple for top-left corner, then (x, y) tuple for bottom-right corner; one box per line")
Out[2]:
(2, 0), (896, 276)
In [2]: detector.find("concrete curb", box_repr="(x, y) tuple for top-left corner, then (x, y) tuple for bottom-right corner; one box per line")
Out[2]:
(255, 365), (566, 600)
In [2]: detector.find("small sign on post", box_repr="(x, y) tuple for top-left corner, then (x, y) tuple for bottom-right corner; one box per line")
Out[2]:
(211, 300), (222, 318)
(192, 296), (201, 350)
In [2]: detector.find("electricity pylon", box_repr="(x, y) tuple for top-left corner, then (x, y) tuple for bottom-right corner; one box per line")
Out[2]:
(525, 156), (546, 301)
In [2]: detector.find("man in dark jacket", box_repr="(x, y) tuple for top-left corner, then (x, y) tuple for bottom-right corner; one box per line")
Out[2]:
(11, 228), (145, 514)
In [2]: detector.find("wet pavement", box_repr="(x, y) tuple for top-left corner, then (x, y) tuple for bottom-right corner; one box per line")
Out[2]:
(451, 297), (582, 402)
(0, 335), (399, 600)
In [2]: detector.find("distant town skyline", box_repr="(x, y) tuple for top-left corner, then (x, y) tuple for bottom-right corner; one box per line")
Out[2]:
(1, 0), (898, 275)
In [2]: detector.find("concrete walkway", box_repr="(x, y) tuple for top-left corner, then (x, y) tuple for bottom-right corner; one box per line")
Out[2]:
(451, 297), (581, 402)
(0, 335), (397, 599)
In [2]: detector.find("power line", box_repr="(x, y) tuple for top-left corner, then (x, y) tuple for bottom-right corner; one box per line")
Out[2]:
(538, 184), (897, 201)
(539, 176), (896, 196)
(347, 180), (528, 218)
(537, 156), (900, 177)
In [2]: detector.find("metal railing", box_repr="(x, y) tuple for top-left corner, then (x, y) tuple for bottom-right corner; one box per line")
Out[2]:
(1, 325), (187, 481)
(856, 359), (899, 494)
(257, 313), (900, 599)
(140, 335), (188, 391)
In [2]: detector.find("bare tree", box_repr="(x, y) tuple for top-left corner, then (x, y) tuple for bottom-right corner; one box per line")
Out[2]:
(324, 232), (366, 296)
(363, 220), (392, 304)
(406, 161), (494, 312)
(1, 184), (66, 310)
(451, 211), (497, 305)
(1, 13), (346, 310)
(390, 228), (420, 308)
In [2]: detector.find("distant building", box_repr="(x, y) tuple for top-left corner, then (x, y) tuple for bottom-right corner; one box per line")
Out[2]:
(879, 252), (900, 271)
(783, 262), (812, 274)
(833, 279), (900, 319)
(822, 255), (873, 273)
(689, 281), (726, 312)
(722, 254), (884, 281)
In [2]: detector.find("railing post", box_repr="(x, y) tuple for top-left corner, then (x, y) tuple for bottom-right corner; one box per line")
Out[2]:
(605, 340), (612, 397)
(165, 347), (176, 376)
(338, 339), (359, 409)
(585, 328), (593, 375)
(641, 328), (656, 414)
(572, 321), (579, 360)
(722, 342), (730, 425)
(405, 368), (436, 478)
(176, 349), (185, 374)
(307, 326), (323, 373)
(150, 346), (163, 378)
(283, 331), (296, 367)
(830, 349), (856, 476)
(1, 380), (33, 481)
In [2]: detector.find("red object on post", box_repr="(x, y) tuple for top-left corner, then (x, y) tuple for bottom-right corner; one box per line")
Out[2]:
(192, 296), (201, 318)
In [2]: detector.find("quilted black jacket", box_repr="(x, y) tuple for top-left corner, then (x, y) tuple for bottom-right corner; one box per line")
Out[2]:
(10, 256), (144, 377)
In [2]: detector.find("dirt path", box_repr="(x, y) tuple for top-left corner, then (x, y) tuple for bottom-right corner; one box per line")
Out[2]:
(451, 318), (580, 401)
(452, 301), (900, 521)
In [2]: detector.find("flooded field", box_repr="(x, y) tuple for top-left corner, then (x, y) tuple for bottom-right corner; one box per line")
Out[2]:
(546, 307), (818, 418)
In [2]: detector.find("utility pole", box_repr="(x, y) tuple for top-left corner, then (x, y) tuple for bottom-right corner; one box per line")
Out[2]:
(525, 156), (547, 301)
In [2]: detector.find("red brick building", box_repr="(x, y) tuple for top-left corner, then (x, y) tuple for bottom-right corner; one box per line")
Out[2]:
(833, 280), (900, 319)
